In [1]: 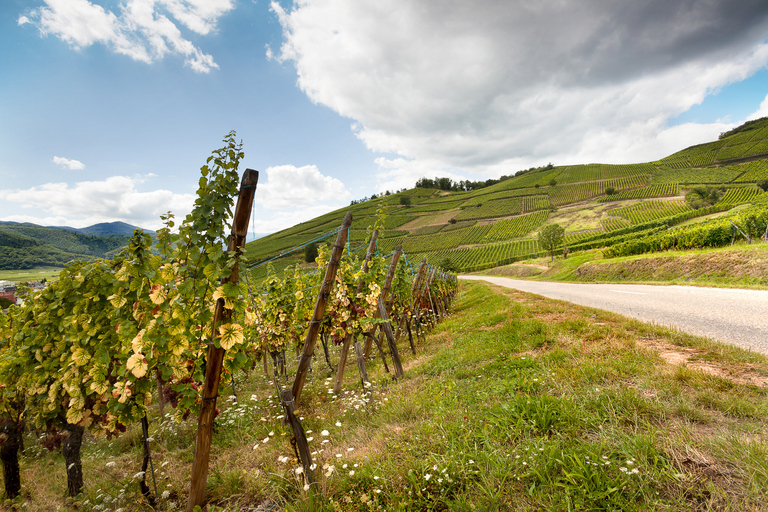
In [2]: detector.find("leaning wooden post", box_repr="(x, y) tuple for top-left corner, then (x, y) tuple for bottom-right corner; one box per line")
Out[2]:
(409, 260), (432, 340)
(292, 213), (353, 405)
(187, 169), (258, 512)
(363, 245), (402, 359)
(395, 259), (426, 344)
(426, 267), (440, 326)
(377, 298), (404, 378)
(333, 230), (379, 394)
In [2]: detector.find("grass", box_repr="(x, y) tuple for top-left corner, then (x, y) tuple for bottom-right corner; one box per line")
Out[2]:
(0, 267), (62, 283)
(9, 281), (768, 510)
(484, 242), (768, 289)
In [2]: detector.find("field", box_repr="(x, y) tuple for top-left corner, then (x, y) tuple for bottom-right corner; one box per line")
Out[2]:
(9, 280), (768, 511)
(0, 266), (62, 283)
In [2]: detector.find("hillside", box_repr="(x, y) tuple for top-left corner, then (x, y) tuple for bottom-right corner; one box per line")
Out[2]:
(245, 117), (768, 275)
(0, 221), (151, 270)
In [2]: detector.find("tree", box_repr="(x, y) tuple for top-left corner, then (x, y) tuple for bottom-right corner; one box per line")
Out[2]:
(438, 257), (460, 273)
(399, 195), (412, 206)
(304, 242), (319, 263)
(538, 224), (565, 261)
(549, 179), (558, 187)
(758, 179), (768, 192)
(605, 187), (616, 195)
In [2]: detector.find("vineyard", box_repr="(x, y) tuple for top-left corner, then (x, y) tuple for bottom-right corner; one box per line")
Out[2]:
(0, 135), (458, 511)
(611, 200), (692, 225)
(228, 118), (768, 274)
(595, 183), (679, 202)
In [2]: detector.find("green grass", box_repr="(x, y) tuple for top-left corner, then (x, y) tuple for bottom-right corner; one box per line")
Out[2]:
(0, 266), (62, 283)
(486, 242), (768, 289)
(11, 281), (768, 510)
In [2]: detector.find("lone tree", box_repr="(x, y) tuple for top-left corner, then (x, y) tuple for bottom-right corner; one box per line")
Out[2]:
(304, 242), (319, 263)
(538, 223), (565, 261)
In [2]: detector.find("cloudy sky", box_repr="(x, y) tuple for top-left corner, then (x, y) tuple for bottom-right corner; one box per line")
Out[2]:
(2, 0), (768, 236)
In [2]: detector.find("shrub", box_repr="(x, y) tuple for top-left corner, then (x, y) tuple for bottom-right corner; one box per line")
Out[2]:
(304, 242), (318, 263)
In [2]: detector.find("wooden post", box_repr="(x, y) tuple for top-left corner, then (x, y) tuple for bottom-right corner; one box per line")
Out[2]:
(280, 389), (316, 487)
(187, 169), (258, 512)
(377, 298), (403, 378)
(409, 260), (431, 339)
(363, 245), (401, 358)
(394, 259), (426, 345)
(333, 230), (379, 394)
(292, 213), (353, 404)
(354, 341), (368, 384)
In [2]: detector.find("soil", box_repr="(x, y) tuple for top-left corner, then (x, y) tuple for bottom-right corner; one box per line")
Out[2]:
(636, 337), (768, 389)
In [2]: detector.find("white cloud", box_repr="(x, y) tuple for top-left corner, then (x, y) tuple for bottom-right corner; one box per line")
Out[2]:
(20, 0), (234, 73)
(747, 93), (768, 120)
(1, 175), (195, 230)
(250, 164), (352, 233)
(272, 0), (768, 186)
(52, 156), (85, 170)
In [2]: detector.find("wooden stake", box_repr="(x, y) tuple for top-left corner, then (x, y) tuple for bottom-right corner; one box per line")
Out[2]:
(363, 245), (401, 358)
(291, 213), (353, 404)
(377, 298), (403, 378)
(333, 230), (378, 394)
(280, 389), (316, 487)
(187, 169), (258, 512)
(354, 341), (368, 384)
(394, 259), (427, 345)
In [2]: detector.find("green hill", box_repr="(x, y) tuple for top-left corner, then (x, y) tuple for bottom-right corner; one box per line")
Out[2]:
(0, 221), (150, 270)
(245, 117), (768, 275)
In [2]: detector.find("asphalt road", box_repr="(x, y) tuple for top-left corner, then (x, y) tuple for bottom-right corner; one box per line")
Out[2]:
(460, 276), (768, 355)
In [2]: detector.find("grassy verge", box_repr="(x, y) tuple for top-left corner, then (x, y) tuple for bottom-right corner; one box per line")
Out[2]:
(483, 242), (768, 289)
(10, 281), (768, 510)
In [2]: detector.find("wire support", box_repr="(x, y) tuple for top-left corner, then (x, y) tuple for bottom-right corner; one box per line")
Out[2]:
(246, 227), (342, 270)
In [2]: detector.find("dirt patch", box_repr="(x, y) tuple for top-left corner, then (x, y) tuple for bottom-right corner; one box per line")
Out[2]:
(637, 337), (768, 388)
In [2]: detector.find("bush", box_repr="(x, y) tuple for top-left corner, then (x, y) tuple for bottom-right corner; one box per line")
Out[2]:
(549, 179), (558, 187)
(399, 195), (412, 206)
(605, 187), (616, 195)
(438, 257), (460, 273)
(685, 185), (725, 209)
(304, 242), (318, 263)
(758, 180), (768, 192)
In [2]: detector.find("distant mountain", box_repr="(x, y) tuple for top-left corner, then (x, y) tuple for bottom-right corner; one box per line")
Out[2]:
(0, 221), (154, 271)
(47, 221), (155, 238)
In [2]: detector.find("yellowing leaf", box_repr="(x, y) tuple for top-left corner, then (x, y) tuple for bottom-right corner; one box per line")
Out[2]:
(212, 285), (225, 302)
(116, 264), (131, 281)
(66, 407), (84, 425)
(72, 348), (90, 367)
(218, 323), (245, 350)
(127, 353), (148, 378)
(109, 294), (127, 308)
(89, 380), (110, 395)
(131, 330), (146, 354)
(149, 285), (166, 305)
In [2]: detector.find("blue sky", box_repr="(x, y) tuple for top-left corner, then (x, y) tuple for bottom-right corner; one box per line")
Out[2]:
(2, 1), (768, 236)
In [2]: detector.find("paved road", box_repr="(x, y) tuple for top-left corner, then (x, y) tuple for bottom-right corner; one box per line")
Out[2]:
(460, 276), (768, 354)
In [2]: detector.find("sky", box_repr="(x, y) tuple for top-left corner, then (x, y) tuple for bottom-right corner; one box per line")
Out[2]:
(2, 0), (768, 238)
